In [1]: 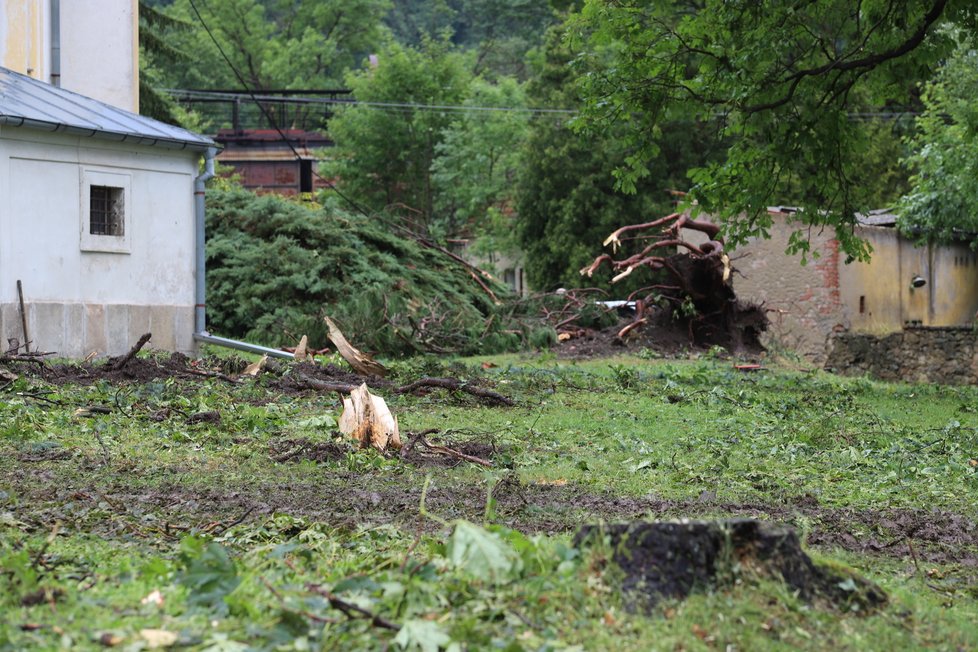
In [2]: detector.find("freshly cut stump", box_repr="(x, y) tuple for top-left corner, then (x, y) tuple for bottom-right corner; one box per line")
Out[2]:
(574, 519), (886, 612)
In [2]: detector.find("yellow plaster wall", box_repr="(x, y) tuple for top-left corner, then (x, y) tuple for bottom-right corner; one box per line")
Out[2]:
(1, 0), (44, 79)
(840, 226), (978, 331)
(927, 244), (978, 325)
(2, 1), (138, 111)
(839, 227), (904, 332)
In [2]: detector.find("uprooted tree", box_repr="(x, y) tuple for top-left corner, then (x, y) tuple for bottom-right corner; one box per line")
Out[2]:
(581, 212), (767, 352)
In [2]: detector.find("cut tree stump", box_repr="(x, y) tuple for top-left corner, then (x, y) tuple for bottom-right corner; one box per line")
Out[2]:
(574, 519), (886, 612)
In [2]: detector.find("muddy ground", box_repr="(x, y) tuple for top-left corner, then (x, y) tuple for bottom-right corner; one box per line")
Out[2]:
(4, 351), (977, 581)
(7, 447), (978, 570)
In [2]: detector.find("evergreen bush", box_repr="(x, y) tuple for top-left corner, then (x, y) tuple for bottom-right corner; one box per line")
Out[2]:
(204, 188), (521, 356)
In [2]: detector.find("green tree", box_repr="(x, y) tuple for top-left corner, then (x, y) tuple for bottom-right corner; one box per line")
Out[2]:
(570, 0), (976, 261)
(385, 0), (558, 78)
(430, 76), (529, 242)
(516, 27), (719, 291)
(139, 1), (188, 123)
(325, 38), (473, 230)
(899, 33), (978, 245)
(160, 0), (392, 90)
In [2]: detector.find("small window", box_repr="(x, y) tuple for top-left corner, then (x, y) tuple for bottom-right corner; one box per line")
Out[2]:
(80, 168), (131, 253)
(859, 296), (866, 314)
(89, 186), (125, 236)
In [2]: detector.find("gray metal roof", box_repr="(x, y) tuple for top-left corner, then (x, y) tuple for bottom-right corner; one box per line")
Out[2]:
(855, 209), (898, 227)
(0, 66), (214, 151)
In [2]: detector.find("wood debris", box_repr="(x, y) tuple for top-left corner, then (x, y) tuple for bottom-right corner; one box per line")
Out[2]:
(242, 354), (268, 377)
(338, 383), (401, 452)
(293, 335), (310, 362)
(324, 316), (389, 377)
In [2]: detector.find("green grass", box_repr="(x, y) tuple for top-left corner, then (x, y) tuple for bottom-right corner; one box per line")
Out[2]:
(1, 352), (977, 650)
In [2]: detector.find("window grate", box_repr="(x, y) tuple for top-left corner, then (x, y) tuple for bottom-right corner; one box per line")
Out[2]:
(90, 185), (125, 236)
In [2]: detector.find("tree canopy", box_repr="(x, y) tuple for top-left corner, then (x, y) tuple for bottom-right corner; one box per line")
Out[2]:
(570, 0), (978, 261)
(899, 32), (978, 245)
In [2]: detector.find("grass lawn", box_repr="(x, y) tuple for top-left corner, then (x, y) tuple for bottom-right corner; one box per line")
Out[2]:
(1, 351), (976, 650)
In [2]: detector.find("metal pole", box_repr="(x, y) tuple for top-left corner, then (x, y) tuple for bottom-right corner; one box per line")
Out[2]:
(16, 280), (30, 353)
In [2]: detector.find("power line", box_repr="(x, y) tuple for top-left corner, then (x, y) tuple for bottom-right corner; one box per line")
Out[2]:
(166, 88), (577, 116)
(186, 0), (374, 217)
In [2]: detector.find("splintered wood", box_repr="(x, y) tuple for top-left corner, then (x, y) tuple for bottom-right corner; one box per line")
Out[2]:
(324, 316), (389, 377)
(339, 383), (401, 452)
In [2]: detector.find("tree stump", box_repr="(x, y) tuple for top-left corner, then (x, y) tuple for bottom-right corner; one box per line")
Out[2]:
(574, 519), (886, 612)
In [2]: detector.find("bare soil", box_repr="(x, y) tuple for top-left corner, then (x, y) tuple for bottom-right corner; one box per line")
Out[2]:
(6, 455), (977, 571)
(555, 315), (766, 361)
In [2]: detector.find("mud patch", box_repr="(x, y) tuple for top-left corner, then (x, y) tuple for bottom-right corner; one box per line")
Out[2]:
(574, 519), (887, 612)
(269, 437), (349, 463)
(400, 434), (500, 468)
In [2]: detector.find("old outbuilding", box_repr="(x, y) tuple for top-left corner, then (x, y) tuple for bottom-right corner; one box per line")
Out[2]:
(0, 65), (215, 357)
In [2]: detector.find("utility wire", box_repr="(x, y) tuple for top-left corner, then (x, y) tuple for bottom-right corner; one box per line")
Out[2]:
(187, 0), (373, 217)
(185, 0), (500, 284)
(166, 88), (578, 116)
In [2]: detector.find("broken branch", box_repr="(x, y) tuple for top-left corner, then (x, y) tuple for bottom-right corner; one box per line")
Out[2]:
(110, 333), (152, 371)
(306, 584), (401, 631)
(395, 377), (514, 406)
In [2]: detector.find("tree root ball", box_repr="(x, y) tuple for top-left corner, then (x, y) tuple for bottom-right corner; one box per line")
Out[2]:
(574, 519), (886, 612)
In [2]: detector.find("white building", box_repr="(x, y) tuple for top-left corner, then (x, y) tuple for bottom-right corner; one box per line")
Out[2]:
(0, 66), (215, 357)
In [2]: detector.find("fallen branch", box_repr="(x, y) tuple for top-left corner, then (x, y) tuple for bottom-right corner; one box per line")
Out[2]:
(617, 318), (649, 339)
(396, 377), (514, 406)
(294, 372), (358, 394)
(110, 333), (152, 371)
(401, 430), (494, 467)
(178, 368), (240, 384)
(306, 584), (401, 631)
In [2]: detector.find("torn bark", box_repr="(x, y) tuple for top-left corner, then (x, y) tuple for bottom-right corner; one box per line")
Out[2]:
(338, 383), (401, 451)
(293, 335), (309, 362)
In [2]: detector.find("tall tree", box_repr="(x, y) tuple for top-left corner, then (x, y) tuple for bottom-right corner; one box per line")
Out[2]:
(899, 32), (978, 245)
(160, 0), (392, 90)
(430, 76), (529, 241)
(516, 28), (714, 291)
(325, 38), (473, 230)
(570, 0), (976, 261)
(139, 1), (188, 123)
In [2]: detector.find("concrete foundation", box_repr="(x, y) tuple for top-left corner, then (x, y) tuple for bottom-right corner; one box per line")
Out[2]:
(0, 301), (195, 358)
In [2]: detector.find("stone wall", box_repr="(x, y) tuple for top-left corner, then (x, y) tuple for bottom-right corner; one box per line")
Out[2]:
(825, 327), (978, 385)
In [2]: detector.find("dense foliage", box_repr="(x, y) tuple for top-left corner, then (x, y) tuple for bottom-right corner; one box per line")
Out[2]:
(899, 33), (978, 246)
(141, 0), (978, 302)
(324, 38), (473, 231)
(204, 187), (521, 355)
(515, 28), (720, 291)
(158, 0), (392, 90)
(570, 0), (978, 261)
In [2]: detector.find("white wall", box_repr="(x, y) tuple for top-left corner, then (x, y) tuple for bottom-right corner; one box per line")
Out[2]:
(2, 0), (138, 112)
(60, 0), (139, 112)
(0, 126), (200, 356)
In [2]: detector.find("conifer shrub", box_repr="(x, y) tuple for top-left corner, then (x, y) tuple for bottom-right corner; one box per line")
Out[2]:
(204, 188), (521, 356)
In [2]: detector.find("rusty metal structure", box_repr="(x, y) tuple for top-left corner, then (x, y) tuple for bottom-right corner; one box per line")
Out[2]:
(166, 89), (351, 195)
